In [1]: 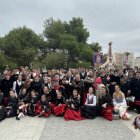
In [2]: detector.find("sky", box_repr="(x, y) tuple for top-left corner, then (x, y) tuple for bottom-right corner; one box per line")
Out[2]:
(0, 0), (140, 57)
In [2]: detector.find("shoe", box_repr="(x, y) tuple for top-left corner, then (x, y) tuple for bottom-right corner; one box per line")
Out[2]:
(16, 116), (20, 120)
(38, 114), (42, 117)
(113, 114), (120, 120)
(126, 115), (132, 120)
(122, 113), (132, 120)
(60, 113), (64, 116)
(137, 110), (140, 114)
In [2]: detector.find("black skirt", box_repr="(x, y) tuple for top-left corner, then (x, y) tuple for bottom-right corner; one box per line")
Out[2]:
(81, 105), (97, 119)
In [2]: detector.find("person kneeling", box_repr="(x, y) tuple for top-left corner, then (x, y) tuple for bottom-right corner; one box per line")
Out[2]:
(6, 90), (18, 118)
(36, 94), (51, 117)
(81, 87), (97, 119)
(64, 89), (85, 121)
(52, 90), (66, 116)
(113, 85), (132, 120)
(16, 101), (28, 120)
(27, 90), (38, 117)
(98, 86), (113, 121)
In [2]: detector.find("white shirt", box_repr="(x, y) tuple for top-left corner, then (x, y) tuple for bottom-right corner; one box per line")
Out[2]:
(85, 94), (96, 106)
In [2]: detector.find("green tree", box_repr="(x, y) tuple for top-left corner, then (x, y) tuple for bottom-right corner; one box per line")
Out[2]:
(79, 45), (93, 62)
(41, 52), (67, 69)
(60, 34), (79, 68)
(68, 17), (89, 43)
(2, 26), (43, 66)
(43, 17), (92, 68)
(0, 52), (17, 71)
(89, 42), (102, 52)
(43, 18), (65, 52)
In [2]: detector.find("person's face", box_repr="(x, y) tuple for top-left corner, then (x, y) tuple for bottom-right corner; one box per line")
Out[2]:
(22, 70), (27, 75)
(31, 91), (35, 97)
(73, 90), (78, 97)
(115, 86), (120, 93)
(136, 73), (140, 79)
(62, 79), (66, 84)
(13, 70), (17, 74)
(47, 77), (52, 83)
(88, 88), (93, 94)
(101, 72), (105, 76)
(5, 75), (10, 80)
(22, 89), (27, 95)
(101, 87), (106, 95)
(43, 87), (49, 93)
(18, 75), (22, 81)
(67, 71), (72, 77)
(129, 72), (133, 78)
(10, 91), (14, 97)
(88, 71), (93, 77)
(41, 96), (46, 102)
(75, 75), (80, 81)
(81, 68), (85, 73)
(35, 76), (39, 82)
(54, 82), (59, 87)
(54, 75), (60, 81)
(119, 70), (124, 76)
(114, 72), (118, 76)
(110, 71), (114, 75)
(31, 92), (36, 97)
(57, 92), (62, 98)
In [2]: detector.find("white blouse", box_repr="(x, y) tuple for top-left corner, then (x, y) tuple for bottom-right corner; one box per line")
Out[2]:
(85, 94), (96, 106)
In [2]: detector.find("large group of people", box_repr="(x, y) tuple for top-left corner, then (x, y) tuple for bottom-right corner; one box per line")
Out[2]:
(0, 66), (140, 123)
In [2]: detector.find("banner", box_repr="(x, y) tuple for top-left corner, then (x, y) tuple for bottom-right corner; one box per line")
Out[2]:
(93, 52), (103, 64)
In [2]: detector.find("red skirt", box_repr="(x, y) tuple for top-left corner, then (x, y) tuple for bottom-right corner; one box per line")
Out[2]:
(50, 103), (56, 109)
(35, 103), (51, 117)
(64, 108), (85, 121)
(43, 111), (51, 117)
(52, 104), (66, 116)
(35, 103), (40, 114)
(100, 107), (113, 121)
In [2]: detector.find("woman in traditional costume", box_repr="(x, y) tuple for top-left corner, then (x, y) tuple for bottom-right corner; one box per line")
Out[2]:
(64, 89), (84, 121)
(81, 87), (97, 119)
(113, 85), (131, 120)
(98, 86), (113, 121)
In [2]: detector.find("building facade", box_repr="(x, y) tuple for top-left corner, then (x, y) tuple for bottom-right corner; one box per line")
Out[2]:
(134, 57), (140, 68)
(113, 52), (134, 67)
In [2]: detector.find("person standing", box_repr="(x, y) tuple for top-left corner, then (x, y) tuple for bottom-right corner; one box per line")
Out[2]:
(1, 74), (13, 106)
(130, 72), (140, 113)
(13, 75), (24, 97)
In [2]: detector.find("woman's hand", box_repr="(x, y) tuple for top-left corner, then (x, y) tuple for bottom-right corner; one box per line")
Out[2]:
(71, 104), (75, 109)
(102, 103), (107, 108)
(58, 103), (62, 106)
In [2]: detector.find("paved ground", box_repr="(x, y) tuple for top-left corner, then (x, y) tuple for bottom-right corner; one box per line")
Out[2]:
(0, 111), (140, 140)
(0, 117), (46, 140)
(40, 115), (135, 140)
